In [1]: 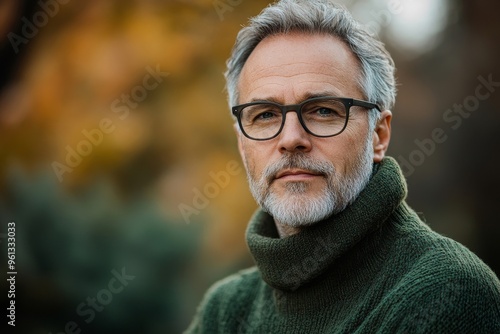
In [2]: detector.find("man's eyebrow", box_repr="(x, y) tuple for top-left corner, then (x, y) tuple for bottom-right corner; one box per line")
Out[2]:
(248, 96), (282, 103)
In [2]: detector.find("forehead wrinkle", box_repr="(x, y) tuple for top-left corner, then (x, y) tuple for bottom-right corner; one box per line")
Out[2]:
(249, 71), (347, 81)
(246, 70), (352, 92)
(245, 61), (357, 90)
(245, 75), (353, 101)
(249, 61), (351, 78)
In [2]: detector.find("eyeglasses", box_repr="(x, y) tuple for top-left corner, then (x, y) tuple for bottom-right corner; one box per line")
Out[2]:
(232, 97), (381, 141)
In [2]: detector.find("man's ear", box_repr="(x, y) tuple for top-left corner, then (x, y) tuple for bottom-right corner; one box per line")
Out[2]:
(372, 110), (392, 163)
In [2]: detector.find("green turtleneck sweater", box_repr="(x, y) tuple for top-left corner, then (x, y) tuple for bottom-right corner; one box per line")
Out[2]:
(186, 157), (500, 333)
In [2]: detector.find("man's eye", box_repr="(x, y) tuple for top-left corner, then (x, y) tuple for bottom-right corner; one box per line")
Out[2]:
(258, 112), (276, 119)
(317, 108), (335, 115)
(252, 111), (280, 122)
(312, 107), (341, 117)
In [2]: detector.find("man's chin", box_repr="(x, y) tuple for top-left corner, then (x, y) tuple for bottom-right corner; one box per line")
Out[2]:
(261, 192), (336, 227)
(271, 180), (327, 196)
(267, 209), (332, 228)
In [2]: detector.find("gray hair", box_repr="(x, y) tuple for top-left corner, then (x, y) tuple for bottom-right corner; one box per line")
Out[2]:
(225, 0), (397, 128)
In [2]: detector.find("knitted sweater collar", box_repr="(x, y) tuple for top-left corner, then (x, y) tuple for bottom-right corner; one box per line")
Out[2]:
(245, 157), (407, 291)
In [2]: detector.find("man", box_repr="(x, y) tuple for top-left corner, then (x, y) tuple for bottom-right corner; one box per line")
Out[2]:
(187, 0), (500, 332)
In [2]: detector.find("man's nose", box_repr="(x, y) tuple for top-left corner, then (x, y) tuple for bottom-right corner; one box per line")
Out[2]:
(277, 111), (313, 153)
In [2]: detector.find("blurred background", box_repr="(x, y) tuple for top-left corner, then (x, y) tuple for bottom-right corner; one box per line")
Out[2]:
(1, 0), (499, 333)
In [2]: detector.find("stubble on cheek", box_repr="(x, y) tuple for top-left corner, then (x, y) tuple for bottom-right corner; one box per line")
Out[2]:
(240, 145), (266, 201)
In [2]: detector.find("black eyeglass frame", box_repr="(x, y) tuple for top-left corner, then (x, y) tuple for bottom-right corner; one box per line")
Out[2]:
(231, 97), (382, 141)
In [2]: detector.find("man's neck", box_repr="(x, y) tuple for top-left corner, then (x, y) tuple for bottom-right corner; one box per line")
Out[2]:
(275, 221), (303, 238)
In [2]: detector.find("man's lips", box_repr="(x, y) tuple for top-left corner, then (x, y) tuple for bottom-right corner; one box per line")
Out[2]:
(274, 169), (322, 181)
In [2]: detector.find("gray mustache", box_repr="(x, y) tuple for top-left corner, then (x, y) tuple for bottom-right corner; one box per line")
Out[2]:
(263, 153), (335, 184)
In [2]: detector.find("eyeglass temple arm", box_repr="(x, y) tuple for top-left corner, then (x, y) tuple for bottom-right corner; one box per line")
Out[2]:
(352, 99), (382, 112)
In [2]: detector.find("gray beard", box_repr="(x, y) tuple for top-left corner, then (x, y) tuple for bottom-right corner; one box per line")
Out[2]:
(245, 135), (374, 227)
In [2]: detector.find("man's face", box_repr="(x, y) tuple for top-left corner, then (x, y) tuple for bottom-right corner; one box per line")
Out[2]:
(236, 32), (390, 227)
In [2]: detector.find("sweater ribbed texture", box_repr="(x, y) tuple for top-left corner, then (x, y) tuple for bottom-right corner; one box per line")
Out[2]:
(186, 157), (500, 333)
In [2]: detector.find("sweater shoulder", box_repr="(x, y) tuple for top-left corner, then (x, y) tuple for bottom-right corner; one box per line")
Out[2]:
(185, 267), (262, 333)
(412, 228), (500, 287)
(206, 266), (261, 301)
(385, 224), (500, 332)
(391, 204), (499, 286)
